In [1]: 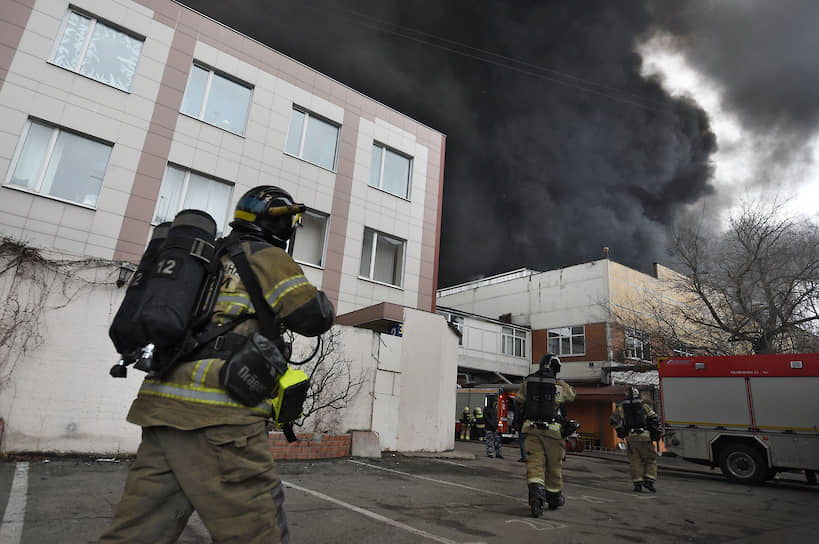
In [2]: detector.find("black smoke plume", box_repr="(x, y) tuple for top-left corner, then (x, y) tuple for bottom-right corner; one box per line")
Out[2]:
(180, 0), (720, 287)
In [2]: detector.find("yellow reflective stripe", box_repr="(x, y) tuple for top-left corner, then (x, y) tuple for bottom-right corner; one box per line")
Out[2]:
(139, 381), (273, 414)
(192, 358), (217, 388)
(546, 486), (562, 493)
(218, 293), (250, 305)
(235, 210), (256, 222)
(217, 293), (252, 317)
(265, 275), (309, 310)
(527, 477), (545, 485)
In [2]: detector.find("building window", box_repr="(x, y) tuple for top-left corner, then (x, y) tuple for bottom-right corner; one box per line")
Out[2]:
(52, 9), (143, 91)
(359, 228), (405, 287)
(292, 210), (328, 267)
(285, 107), (339, 170)
(625, 327), (651, 361)
(502, 327), (527, 357)
(441, 312), (464, 345)
(672, 343), (694, 357)
(369, 143), (412, 199)
(180, 64), (252, 135)
(153, 165), (233, 234)
(4, 119), (111, 207)
(547, 326), (585, 357)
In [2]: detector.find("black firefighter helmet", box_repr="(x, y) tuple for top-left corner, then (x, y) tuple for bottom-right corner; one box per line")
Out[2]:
(230, 186), (303, 248)
(539, 353), (561, 375)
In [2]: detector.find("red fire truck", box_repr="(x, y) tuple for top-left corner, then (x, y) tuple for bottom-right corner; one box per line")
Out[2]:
(658, 353), (819, 484)
(455, 385), (520, 440)
(454, 384), (583, 452)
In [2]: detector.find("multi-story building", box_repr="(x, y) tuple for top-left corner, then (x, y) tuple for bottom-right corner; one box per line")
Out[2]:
(437, 258), (690, 449)
(0, 0), (448, 454)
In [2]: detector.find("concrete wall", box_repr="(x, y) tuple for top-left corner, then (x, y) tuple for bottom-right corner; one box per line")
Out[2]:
(396, 309), (457, 452)
(0, 264), (142, 454)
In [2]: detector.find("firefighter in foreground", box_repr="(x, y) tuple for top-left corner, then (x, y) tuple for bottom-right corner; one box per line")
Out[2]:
(459, 406), (473, 440)
(610, 387), (661, 492)
(515, 353), (577, 517)
(100, 186), (335, 543)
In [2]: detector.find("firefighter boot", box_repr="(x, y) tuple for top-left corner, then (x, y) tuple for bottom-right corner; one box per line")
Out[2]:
(633, 482), (642, 493)
(644, 479), (656, 493)
(528, 483), (545, 518)
(546, 491), (565, 510)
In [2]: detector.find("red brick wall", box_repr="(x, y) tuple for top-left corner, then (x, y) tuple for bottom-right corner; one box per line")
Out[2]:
(268, 432), (351, 460)
(532, 322), (610, 363)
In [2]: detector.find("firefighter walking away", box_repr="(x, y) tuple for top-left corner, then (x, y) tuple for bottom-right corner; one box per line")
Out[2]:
(610, 387), (662, 492)
(515, 353), (578, 517)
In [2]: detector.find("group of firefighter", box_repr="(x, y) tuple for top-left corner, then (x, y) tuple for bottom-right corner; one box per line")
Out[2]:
(460, 353), (662, 517)
(102, 184), (663, 541)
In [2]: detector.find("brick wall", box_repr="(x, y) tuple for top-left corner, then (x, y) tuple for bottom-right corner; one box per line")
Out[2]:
(269, 432), (352, 460)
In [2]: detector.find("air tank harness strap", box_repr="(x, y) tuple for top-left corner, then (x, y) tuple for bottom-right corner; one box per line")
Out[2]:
(183, 330), (247, 361)
(162, 235), (216, 263)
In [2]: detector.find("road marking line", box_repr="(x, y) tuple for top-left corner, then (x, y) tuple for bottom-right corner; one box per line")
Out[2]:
(0, 462), (29, 544)
(283, 480), (485, 544)
(430, 458), (467, 468)
(349, 459), (524, 502)
(350, 459), (640, 505)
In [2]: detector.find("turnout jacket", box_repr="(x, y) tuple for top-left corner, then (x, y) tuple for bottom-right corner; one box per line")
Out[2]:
(610, 403), (658, 442)
(515, 378), (576, 439)
(127, 238), (335, 430)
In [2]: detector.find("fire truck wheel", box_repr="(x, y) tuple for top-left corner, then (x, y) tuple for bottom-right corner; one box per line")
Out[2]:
(718, 443), (767, 485)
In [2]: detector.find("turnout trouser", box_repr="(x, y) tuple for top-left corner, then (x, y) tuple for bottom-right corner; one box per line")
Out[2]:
(100, 422), (288, 544)
(627, 438), (658, 483)
(524, 428), (566, 493)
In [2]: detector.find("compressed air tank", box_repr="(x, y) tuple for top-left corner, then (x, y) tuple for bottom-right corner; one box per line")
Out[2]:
(108, 222), (171, 355)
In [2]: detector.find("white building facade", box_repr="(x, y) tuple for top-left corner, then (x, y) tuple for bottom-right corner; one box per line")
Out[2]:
(437, 307), (532, 384)
(0, 0), (452, 454)
(437, 260), (685, 383)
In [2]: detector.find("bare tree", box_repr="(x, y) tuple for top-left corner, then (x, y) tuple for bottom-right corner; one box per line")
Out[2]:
(671, 200), (819, 354)
(287, 327), (367, 433)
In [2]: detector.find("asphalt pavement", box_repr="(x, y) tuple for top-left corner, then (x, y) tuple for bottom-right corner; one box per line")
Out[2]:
(1, 439), (817, 543)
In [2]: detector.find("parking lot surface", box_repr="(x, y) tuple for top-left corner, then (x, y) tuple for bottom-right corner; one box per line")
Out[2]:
(1, 440), (817, 543)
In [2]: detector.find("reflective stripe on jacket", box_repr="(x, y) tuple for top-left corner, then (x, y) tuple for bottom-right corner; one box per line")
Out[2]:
(127, 239), (333, 430)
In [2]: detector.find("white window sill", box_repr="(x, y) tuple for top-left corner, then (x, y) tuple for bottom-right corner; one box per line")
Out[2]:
(2, 184), (97, 211)
(47, 61), (133, 94)
(358, 275), (404, 291)
(178, 112), (247, 138)
(283, 152), (337, 174)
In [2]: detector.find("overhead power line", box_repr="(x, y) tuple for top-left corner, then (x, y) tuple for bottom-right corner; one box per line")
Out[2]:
(291, 1), (673, 114)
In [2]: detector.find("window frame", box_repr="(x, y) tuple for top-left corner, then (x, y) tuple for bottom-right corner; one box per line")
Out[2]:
(441, 312), (465, 345)
(624, 327), (651, 362)
(291, 209), (330, 269)
(284, 106), (341, 171)
(50, 7), (145, 92)
(501, 326), (527, 358)
(3, 118), (112, 209)
(152, 164), (234, 234)
(547, 325), (586, 357)
(369, 142), (413, 199)
(359, 227), (406, 288)
(180, 62), (254, 136)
